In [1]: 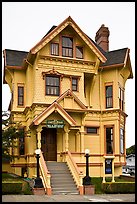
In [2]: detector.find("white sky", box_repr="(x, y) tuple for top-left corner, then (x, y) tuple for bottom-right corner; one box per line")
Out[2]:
(2, 2), (135, 148)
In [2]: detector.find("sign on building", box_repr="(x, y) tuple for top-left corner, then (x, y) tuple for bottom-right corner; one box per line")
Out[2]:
(105, 159), (112, 174)
(46, 120), (64, 128)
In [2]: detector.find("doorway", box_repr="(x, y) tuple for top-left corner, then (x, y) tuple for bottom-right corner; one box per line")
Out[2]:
(41, 128), (57, 161)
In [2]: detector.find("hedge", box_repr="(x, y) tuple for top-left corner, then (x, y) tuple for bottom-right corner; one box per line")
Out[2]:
(102, 182), (135, 193)
(2, 182), (22, 194)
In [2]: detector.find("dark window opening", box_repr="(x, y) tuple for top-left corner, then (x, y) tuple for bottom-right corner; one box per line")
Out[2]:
(18, 86), (24, 106)
(51, 43), (59, 56)
(120, 128), (124, 154)
(106, 127), (113, 154)
(76, 46), (83, 59)
(19, 129), (25, 155)
(62, 36), (73, 57)
(106, 85), (113, 108)
(46, 76), (60, 96)
(119, 87), (124, 111)
(72, 78), (78, 91)
(87, 127), (98, 134)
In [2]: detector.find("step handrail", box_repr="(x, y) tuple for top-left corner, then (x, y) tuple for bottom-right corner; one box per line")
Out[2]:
(66, 150), (84, 195)
(39, 150), (52, 195)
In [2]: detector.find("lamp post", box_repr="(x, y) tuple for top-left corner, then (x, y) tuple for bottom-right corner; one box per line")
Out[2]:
(34, 149), (43, 188)
(83, 149), (92, 185)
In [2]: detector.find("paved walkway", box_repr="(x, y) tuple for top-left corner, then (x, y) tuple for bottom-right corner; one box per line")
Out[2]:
(2, 194), (135, 202)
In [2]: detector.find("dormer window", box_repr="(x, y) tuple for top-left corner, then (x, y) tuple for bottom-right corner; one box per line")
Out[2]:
(62, 36), (73, 57)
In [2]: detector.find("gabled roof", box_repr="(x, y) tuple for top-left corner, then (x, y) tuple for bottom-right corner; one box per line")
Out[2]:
(30, 16), (107, 63)
(56, 89), (87, 110)
(30, 101), (76, 127)
(3, 16), (133, 79)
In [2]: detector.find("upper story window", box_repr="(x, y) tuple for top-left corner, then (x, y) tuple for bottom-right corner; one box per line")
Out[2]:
(120, 128), (124, 154)
(51, 43), (59, 56)
(18, 86), (24, 106)
(72, 77), (78, 91)
(106, 127), (113, 154)
(76, 46), (83, 59)
(19, 128), (25, 155)
(119, 87), (124, 111)
(46, 76), (60, 96)
(106, 85), (113, 108)
(62, 36), (73, 57)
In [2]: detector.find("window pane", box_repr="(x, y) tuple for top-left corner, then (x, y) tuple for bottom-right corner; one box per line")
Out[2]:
(62, 37), (73, 57)
(76, 46), (83, 59)
(106, 86), (112, 97)
(106, 127), (113, 154)
(18, 87), (24, 106)
(87, 127), (97, 134)
(46, 76), (60, 96)
(62, 37), (73, 48)
(72, 78), (78, 91)
(72, 85), (77, 91)
(120, 128), (124, 154)
(51, 43), (59, 55)
(106, 85), (113, 108)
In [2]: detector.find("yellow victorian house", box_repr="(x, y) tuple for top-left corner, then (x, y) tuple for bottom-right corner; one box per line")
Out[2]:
(3, 16), (133, 195)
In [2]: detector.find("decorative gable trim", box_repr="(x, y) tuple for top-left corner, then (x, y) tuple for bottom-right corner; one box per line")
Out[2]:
(56, 89), (87, 109)
(30, 101), (76, 127)
(30, 16), (106, 63)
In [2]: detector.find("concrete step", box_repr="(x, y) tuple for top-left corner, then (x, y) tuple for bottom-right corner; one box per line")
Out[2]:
(46, 161), (79, 195)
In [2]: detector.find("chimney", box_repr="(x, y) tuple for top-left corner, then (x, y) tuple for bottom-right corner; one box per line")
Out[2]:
(95, 24), (110, 52)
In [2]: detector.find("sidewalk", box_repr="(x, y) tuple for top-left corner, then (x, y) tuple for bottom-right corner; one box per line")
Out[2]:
(2, 194), (135, 202)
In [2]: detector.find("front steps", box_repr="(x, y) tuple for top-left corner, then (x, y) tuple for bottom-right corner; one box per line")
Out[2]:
(46, 161), (79, 195)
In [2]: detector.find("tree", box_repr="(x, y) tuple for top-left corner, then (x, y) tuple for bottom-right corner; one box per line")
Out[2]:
(2, 111), (24, 161)
(126, 144), (135, 155)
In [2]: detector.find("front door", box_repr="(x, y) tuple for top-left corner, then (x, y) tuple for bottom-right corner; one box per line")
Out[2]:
(41, 128), (57, 161)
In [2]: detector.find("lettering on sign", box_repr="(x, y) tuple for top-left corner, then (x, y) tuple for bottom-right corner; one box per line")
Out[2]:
(105, 159), (112, 174)
(46, 120), (64, 128)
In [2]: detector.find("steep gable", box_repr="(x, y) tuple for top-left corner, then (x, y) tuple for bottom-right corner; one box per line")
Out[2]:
(56, 89), (87, 111)
(30, 16), (106, 63)
(30, 101), (76, 127)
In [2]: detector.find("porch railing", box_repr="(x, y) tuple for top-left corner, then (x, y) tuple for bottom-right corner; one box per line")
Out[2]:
(39, 151), (52, 195)
(65, 150), (84, 195)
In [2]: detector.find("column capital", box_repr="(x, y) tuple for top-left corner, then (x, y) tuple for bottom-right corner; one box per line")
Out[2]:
(36, 125), (43, 133)
(64, 125), (70, 133)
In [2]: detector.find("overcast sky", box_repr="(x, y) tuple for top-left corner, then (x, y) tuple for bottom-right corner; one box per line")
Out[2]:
(2, 2), (135, 148)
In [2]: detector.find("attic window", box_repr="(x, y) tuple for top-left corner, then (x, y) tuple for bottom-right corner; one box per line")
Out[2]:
(62, 36), (73, 57)
(76, 46), (83, 59)
(51, 43), (59, 56)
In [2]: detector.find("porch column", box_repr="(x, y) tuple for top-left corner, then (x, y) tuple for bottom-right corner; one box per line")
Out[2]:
(80, 126), (85, 153)
(64, 125), (70, 152)
(76, 131), (80, 152)
(36, 126), (43, 149)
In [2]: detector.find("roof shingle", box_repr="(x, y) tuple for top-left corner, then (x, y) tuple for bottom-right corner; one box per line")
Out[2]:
(5, 49), (28, 67)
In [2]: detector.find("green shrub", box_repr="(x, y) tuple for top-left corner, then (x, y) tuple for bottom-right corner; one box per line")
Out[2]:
(2, 182), (22, 194)
(91, 177), (103, 194)
(22, 181), (33, 195)
(102, 182), (135, 193)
